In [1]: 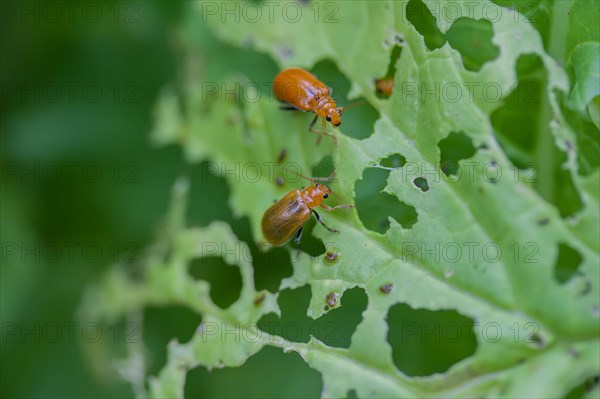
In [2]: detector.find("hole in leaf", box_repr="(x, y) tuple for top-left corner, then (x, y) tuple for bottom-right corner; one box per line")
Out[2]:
(355, 168), (418, 233)
(258, 286), (312, 343)
(554, 243), (583, 284)
(142, 306), (202, 377)
(563, 374), (600, 399)
(185, 346), (321, 398)
(406, 0), (446, 50)
(491, 55), (584, 217)
(413, 177), (429, 191)
(446, 17), (500, 72)
(252, 245), (292, 293)
(528, 332), (545, 348)
(375, 45), (402, 98)
(188, 161), (235, 226)
(380, 153), (406, 168)
(311, 154), (335, 178)
(491, 54), (545, 168)
(315, 287), (368, 348)
(552, 148), (584, 217)
(438, 131), (477, 176)
(387, 304), (477, 376)
(491, 1), (552, 49)
(559, 93), (600, 176)
(257, 286), (366, 348)
(296, 218), (326, 256)
(188, 257), (242, 309)
(311, 60), (379, 140)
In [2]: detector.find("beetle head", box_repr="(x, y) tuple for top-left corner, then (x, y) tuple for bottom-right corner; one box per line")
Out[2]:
(325, 108), (342, 127)
(315, 183), (332, 199)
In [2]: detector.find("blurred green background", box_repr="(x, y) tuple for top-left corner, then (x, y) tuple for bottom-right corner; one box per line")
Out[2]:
(1, 2), (185, 397)
(1, 1), (596, 398)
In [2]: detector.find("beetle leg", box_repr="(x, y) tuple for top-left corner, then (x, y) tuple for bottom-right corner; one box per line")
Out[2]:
(308, 115), (337, 146)
(310, 170), (337, 182)
(279, 105), (297, 111)
(308, 114), (318, 130)
(312, 209), (339, 233)
(321, 204), (354, 211)
(294, 226), (304, 245)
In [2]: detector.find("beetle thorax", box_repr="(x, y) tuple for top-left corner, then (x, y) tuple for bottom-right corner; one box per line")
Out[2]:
(300, 186), (324, 209)
(313, 96), (336, 117)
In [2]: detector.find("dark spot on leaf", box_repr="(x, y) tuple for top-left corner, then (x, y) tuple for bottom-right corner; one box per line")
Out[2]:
(279, 47), (293, 59)
(568, 347), (580, 358)
(326, 292), (337, 307)
(580, 280), (592, 296)
(554, 243), (583, 284)
(277, 148), (287, 163)
(242, 36), (255, 48)
(254, 293), (266, 306)
(275, 176), (284, 186)
(387, 304), (477, 376)
(537, 218), (549, 226)
(380, 284), (393, 294)
(323, 251), (340, 265)
(189, 257), (242, 309)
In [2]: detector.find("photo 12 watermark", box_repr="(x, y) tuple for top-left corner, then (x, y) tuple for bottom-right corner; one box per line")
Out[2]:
(2, 162), (140, 184)
(1, 241), (141, 264)
(1, 1), (140, 24)
(196, 79), (539, 106)
(1, 81), (140, 104)
(200, 1), (339, 24)
(199, 240), (343, 265)
(401, 0), (541, 25)
(400, 241), (540, 264)
(1, 321), (140, 344)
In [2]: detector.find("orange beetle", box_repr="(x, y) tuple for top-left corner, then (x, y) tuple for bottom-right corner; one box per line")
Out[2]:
(375, 77), (395, 97)
(273, 67), (343, 145)
(262, 173), (353, 246)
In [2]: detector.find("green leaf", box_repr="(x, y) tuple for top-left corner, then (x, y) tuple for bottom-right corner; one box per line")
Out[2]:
(80, 1), (600, 398)
(566, 0), (600, 109)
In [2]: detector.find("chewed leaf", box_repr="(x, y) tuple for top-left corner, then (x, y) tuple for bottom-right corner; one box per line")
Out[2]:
(81, 1), (600, 398)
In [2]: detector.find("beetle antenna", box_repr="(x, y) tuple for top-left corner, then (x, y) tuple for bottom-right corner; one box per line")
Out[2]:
(339, 100), (366, 113)
(283, 168), (337, 184)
